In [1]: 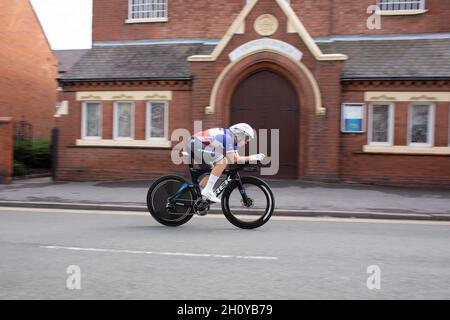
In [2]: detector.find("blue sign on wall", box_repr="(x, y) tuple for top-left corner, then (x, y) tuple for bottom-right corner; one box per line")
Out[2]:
(341, 103), (366, 133)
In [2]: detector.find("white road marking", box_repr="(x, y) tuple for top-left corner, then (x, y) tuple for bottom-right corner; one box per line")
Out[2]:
(1, 206), (450, 226)
(40, 245), (278, 261)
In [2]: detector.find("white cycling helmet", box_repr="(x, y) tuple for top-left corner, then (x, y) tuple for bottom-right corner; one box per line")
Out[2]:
(229, 123), (255, 143)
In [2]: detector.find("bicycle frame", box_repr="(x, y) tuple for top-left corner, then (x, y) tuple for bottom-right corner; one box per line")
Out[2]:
(168, 166), (251, 209)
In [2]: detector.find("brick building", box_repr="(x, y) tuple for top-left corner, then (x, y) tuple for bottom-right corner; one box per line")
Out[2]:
(57, 0), (450, 187)
(0, 0), (58, 139)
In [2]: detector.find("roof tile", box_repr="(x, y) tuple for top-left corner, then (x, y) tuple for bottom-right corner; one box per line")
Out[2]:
(60, 39), (450, 81)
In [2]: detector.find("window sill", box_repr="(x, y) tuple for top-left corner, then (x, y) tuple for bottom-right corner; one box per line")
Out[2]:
(125, 17), (168, 24)
(379, 9), (428, 16)
(363, 145), (450, 155)
(76, 139), (171, 149)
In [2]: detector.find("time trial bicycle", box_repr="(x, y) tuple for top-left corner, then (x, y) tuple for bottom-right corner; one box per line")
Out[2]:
(146, 152), (275, 229)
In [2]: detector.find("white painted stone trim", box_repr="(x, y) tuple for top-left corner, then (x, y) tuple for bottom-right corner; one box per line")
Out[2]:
(365, 92), (450, 102)
(205, 49), (325, 116)
(229, 38), (303, 62)
(76, 139), (171, 148)
(76, 91), (173, 101)
(363, 145), (450, 155)
(188, 0), (347, 62)
(125, 17), (169, 24)
(379, 9), (428, 16)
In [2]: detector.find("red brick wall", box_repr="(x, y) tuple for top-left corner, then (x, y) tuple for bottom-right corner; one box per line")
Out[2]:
(190, 0), (345, 181)
(340, 85), (450, 187)
(58, 0), (450, 186)
(0, 0), (58, 139)
(56, 85), (193, 181)
(92, 0), (450, 42)
(0, 118), (14, 184)
(93, 0), (244, 42)
(331, 0), (450, 36)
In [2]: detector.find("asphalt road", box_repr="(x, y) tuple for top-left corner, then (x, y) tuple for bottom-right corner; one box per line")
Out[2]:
(1, 207), (449, 300)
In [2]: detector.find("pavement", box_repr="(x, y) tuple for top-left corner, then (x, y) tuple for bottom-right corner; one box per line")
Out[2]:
(0, 177), (449, 221)
(1, 207), (450, 299)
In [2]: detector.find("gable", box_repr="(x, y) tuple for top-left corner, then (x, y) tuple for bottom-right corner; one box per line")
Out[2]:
(188, 0), (347, 62)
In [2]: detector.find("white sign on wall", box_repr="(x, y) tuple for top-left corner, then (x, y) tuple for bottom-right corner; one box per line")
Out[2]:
(229, 38), (303, 62)
(341, 103), (366, 133)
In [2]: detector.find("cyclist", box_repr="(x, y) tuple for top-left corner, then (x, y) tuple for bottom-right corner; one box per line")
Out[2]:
(186, 123), (265, 203)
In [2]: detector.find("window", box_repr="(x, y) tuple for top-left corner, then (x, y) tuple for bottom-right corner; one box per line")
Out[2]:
(377, 0), (425, 11)
(368, 103), (394, 146)
(114, 102), (135, 140)
(147, 101), (168, 140)
(408, 103), (435, 147)
(128, 0), (168, 21)
(82, 102), (102, 139)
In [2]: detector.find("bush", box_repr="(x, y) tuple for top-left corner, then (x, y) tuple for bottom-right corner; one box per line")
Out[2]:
(29, 139), (52, 169)
(14, 139), (33, 164)
(14, 139), (52, 169)
(13, 161), (26, 177)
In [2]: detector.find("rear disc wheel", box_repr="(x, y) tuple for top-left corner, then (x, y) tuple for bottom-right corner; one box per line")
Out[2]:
(147, 175), (195, 227)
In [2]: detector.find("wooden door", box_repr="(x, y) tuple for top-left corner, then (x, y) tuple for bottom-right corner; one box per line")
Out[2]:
(230, 70), (299, 179)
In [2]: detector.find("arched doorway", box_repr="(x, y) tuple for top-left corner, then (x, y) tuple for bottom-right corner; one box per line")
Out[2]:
(230, 69), (299, 179)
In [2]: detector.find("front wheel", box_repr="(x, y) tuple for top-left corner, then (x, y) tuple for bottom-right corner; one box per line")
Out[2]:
(147, 175), (195, 227)
(221, 176), (275, 229)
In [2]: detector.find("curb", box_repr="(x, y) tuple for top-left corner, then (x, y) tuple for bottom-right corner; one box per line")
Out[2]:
(13, 174), (52, 181)
(1, 201), (450, 221)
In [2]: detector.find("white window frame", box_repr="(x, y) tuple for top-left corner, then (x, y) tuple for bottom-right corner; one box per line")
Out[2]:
(146, 101), (169, 141)
(81, 101), (102, 140)
(408, 103), (435, 147)
(368, 102), (395, 146)
(126, 0), (169, 23)
(377, 0), (427, 15)
(113, 101), (135, 141)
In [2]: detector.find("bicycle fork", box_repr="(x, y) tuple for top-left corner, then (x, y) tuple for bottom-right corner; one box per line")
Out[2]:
(216, 173), (252, 207)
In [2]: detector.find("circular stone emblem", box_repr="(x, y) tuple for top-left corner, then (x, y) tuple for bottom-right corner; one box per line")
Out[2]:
(254, 14), (279, 37)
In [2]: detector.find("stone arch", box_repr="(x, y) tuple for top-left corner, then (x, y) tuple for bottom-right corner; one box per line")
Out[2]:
(207, 50), (324, 121)
(208, 50), (323, 178)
